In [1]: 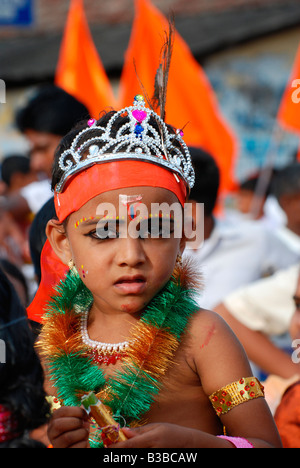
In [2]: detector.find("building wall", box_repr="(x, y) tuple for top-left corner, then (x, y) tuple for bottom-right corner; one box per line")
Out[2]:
(0, 0), (293, 38)
(0, 0), (298, 175)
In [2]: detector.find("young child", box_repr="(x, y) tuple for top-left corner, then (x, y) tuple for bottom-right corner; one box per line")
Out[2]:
(36, 95), (281, 448)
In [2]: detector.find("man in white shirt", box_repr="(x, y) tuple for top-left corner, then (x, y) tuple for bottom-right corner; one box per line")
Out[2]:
(211, 163), (300, 379)
(185, 149), (300, 310)
(214, 265), (300, 379)
(192, 218), (300, 309)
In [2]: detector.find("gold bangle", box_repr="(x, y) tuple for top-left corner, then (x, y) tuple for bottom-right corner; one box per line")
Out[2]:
(209, 377), (264, 416)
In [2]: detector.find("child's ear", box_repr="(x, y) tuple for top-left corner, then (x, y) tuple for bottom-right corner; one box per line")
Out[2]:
(46, 219), (71, 266)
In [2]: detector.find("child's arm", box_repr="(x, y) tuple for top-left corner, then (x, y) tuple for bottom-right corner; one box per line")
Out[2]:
(195, 310), (282, 448)
(113, 310), (282, 448)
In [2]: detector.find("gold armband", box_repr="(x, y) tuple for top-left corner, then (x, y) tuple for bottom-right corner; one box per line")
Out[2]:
(209, 377), (264, 416)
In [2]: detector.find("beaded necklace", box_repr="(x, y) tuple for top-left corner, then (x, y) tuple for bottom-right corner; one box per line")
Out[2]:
(38, 265), (199, 448)
(80, 308), (130, 365)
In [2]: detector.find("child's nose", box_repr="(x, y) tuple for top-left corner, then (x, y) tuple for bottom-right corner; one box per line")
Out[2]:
(116, 237), (146, 267)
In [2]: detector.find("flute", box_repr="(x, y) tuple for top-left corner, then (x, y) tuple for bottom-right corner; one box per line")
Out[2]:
(81, 392), (127, 447)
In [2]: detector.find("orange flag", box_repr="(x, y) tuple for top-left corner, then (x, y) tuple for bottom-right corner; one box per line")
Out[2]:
(277, 44), (300, 133)
(119, 0), (237, 193)
(55, 0), (117, 117)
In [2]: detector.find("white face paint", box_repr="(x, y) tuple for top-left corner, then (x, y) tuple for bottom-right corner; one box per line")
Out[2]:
(119, 194), (143, 205)
(119, 194), (143, 220)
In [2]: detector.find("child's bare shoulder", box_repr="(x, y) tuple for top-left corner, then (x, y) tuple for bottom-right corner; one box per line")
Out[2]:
(188, 307), (236, 346)
(187, 308), (252, 395)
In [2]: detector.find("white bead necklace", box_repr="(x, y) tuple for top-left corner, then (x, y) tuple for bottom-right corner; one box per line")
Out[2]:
(80, 309), (130, 365)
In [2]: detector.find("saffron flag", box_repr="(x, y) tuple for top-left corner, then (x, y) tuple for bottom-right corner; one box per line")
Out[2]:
(55, 0), (117, 117)
(119, 0), (237, 193)
(277, 44), (300, 133)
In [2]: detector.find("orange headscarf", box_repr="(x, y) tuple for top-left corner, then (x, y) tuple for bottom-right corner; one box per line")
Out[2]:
(55, 160), (187, 222)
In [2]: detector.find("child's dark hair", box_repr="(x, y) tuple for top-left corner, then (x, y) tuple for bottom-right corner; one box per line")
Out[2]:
(1, 154), (30, 187)
(0, 258), (29, 306)
(272, 163), (300, 201)
(51, 110), (184, 191)
(0, 268), (50, 447)
(188, 147), (220, 216)
(29, 197), (56, 284)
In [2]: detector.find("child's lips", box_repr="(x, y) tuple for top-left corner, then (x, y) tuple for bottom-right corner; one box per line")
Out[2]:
(114, 275), (147, 294)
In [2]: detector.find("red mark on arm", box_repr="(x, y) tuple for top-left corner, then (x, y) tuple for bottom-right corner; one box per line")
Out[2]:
(199, 323), (216, 350)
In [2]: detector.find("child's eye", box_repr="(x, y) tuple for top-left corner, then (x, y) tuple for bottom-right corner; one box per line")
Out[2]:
(138, 219), (175, 238)
(85, 224), (119, 240)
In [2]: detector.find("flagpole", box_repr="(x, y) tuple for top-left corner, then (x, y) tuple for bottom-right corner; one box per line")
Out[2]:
(250, 122), (284, 219)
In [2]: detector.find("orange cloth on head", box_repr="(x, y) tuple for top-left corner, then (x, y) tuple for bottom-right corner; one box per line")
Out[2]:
(26, 240), (68, 323)
(55, 160), (187, 222)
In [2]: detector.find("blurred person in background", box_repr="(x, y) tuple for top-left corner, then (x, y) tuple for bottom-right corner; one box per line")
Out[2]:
(1, 154), (37, 196)
(213, 163), (300, 379)
(0, 85), (89, 219)
(185, 148), (300, 310)
(271, 163), (300, 240)
(0, 210), (27, 268)
(229, 169), (286, 229)
(0, 258), (29, 308)
(0, 154), (38, 263)
(16, 84), (89, 181)
(234, 172), (270, 220)
(214, 264), (300, 380)
(0, 86), (89, 297)
(0, 267), (50, 447)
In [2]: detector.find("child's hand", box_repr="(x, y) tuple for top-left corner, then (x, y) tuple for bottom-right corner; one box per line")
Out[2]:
(48, 406), (90, 448)
(111, 423), (197, 448)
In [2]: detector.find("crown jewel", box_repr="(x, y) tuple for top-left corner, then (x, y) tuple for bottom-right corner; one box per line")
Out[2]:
(56, 95), (195, 193)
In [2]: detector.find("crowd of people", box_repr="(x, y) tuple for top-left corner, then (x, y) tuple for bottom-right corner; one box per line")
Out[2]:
(0, 84), (299, 448)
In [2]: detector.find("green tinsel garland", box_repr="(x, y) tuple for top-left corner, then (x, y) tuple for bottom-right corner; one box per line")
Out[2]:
(41, 270), (199, 447)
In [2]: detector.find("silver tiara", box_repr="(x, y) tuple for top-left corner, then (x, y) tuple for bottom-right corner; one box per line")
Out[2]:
(55, 95), (195, 193)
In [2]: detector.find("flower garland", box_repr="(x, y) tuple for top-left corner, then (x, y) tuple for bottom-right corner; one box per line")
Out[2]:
(37, 262), (200, 448)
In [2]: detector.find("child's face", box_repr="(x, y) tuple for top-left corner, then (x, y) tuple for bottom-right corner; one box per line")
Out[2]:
(63, 186), (184, 316)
